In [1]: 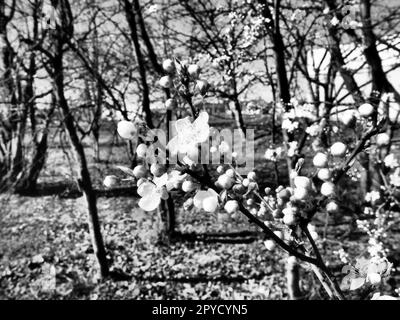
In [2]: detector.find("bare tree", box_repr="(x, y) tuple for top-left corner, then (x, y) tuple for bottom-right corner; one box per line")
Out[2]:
(46, 0), (109, 277)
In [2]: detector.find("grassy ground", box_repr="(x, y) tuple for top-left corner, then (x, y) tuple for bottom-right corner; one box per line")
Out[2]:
(1, 118), (399, 300)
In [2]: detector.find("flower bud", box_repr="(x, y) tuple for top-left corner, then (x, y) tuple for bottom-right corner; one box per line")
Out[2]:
(133, 165), (147, 179)
(217, 174), (234, 190)
(321, 182), (335, 197)
(242, 178), (250, 187)
(293, 187), (308, 200)
(317, 168), (332, 181)
(216, 165), (224, 174)
(182, 180), (197, 193)
(376, 133), (390, 147)
(103, 175), (119, 188)
(264, 240), (276, 251)
(294, 176), (311, 189)
(117, 121), (137, 140)
(224, 200), (239, 214)
(247, 171), (257, 181)
(313, 152), (329, 168)
(159, 75), (173, 88)
(162, 59), (175, 74)
(246, 198), (254, 206)
(136, 143), (147, 158)
(330, 142), (347, 157)
(326, 201), (339, 213)
(283, 212), (297, 226)
(358, 103), (374, 117)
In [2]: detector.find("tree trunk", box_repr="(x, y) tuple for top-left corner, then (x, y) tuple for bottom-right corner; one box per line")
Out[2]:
(53, 53), (109, 277)
(0, 1), (18, 186)
(50, 0), (109, 278)
(123, 0), (154, 128)
(16, 97), (55, 192)
(359, 0), (400, 102)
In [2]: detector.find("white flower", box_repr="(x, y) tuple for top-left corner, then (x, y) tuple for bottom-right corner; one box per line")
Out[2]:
(313, 152), (328, 168)
(389, 168), (400, 187)
(281, 119), (299, 133)
(168, 111), (210, 155)
(165, 170), (188, 191)
(193, 188), (219, 213)
(224, 200), (239, 214)
(137, 174), (169, 212)
(306, 124), (321, 137)
(117, 121), (137, 140)
(287, 141), (298, 157)
(359, 103), (374, 117)
(384, 154), (399, 169)
(147, 4), (159, 14)
(330, 16), (340, 26)
(349, 20), (362, 29)
(341, 257), (392, 291)
(376, 133), (390, 146)
(365, 191), (380, 203)
(264, 147), (282, 162)
(103, 175), (119, 188)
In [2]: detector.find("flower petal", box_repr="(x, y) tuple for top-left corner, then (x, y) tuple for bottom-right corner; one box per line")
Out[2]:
(350, 277), (365, 290)
(137, 182), (156, 197)
(138, 194), (161, 211)
(154, 173), (168, 188)
(194, 190), (209, 209)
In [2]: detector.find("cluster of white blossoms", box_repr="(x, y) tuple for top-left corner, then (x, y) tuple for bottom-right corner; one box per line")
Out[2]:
(334, 248), (350, 264)
(103, 53), (400, 300)
(287, 141), (298, 158)
(113, 111), (215, 212)
(341, 256), (393, 291)
(390, 169), (400, 187)
(365, 191), (381, 204)
(264, 146), (283, 162)
(305, 123), (322, 137)
(281, 118), (299, 133)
